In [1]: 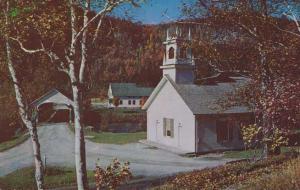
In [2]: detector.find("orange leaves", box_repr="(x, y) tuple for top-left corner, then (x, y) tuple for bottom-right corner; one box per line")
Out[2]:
(168, 155), (294, 190)
(94, 158), (132, 190)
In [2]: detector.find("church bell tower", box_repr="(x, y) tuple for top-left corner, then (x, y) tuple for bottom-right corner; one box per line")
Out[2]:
(161, 26), (195, 84)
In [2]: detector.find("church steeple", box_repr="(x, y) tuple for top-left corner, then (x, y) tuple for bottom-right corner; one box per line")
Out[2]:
(161, 26), (195, 84)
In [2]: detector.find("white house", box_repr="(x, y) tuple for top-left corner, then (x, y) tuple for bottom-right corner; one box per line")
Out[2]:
(142, 28), (253, 153)
(108, 83), (153, 108)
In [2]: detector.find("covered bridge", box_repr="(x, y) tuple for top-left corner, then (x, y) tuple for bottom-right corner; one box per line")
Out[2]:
(31, 89), (74, 123)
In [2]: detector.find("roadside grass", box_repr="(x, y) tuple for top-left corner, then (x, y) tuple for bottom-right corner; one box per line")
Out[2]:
(0, 166), (94, 190)
(223, 146), (300, 159)
(152, 153), (299, 190)
(238, 157), (300, 190)
(68, 124), (146, 144)
(85, 131), (147, 144)
(0, 133), (29, 152)
(223, 149), (262, 159)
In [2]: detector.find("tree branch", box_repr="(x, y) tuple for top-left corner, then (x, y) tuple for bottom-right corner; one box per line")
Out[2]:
(283, 12), (300, 34)
(237, 22), (258, 39)
(10, 36), (69, 74)
(9, 37), (45, 54)
(270, 21), (300, 38)
(73, 0), (138, 45)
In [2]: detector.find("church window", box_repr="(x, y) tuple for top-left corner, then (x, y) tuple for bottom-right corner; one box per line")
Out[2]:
(133, 100), (136, 105)
(128, 100), (131, 105)
(168, 47), (175, 59)
(216, 120), (233, 143)
(163, 118), (174, 137)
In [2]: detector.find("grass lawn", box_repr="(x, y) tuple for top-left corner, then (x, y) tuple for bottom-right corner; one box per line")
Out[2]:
(0, 166), (94, 190)
(0, 134), (29, 152)
(223, 146), (300, 159)
(95, 108), (145, 114)
(85, 131), (146, 144)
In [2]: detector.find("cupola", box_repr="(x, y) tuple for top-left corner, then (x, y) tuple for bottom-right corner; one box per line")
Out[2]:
(161, 26), (195, 84)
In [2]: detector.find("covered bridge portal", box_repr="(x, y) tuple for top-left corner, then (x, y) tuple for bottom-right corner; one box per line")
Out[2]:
(31, 89), (74, 123)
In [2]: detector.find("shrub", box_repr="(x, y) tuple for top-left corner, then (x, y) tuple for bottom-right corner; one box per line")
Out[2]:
(113, 97), (120, 107)
(97, 109), (146, 132)
(95, 158), (132, 190)
(241, 124), (288, 155)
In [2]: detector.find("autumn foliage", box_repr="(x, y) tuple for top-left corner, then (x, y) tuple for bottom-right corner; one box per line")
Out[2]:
(94, 158), (132, 190)
(242, 124), (288, 155)
(161, 154), (299, 190)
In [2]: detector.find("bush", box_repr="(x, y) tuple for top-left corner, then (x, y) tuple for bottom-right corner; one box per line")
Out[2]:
(95, 158), (132, 190)
(241, 124), (288, 156)
(85, 109), (146, 132)
(287, 130), (300, 146)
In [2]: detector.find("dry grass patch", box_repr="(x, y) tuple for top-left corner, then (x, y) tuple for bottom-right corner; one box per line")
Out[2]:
(153, 153), (299, 190)
(238, 157), (300, 190)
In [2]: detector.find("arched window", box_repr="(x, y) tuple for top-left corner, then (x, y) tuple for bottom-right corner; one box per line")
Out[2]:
(179, 47), (187, 58)
(168, 47), (175, 59)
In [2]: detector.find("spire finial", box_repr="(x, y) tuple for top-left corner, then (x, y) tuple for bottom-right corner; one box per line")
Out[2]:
(167, 28), (169, 40)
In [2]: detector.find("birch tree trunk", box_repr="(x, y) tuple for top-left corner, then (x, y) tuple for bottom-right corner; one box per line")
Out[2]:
(258, 42), (271, 158)
(4, 3), (44, 188)
(69, 64), (89, 190)
(69, 0), (89, 189)
(260, 1), (273, 158)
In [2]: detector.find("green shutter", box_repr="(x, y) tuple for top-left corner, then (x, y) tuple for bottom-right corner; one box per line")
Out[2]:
(171, 119), (174, 138)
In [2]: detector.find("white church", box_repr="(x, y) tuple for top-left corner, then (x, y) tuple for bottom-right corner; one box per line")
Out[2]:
(142, 27), (253, 153)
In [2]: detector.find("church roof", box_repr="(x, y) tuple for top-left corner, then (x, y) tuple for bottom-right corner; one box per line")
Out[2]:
(110, 83), (154, 97)
(143, 73), (252, 115)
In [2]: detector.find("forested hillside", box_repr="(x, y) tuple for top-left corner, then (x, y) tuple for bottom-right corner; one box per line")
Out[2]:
(0, 13), (166, 140)
(1, 0), (298, 141)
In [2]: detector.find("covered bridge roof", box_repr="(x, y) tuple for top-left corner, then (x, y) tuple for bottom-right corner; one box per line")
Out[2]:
(31, 89), (74, 108)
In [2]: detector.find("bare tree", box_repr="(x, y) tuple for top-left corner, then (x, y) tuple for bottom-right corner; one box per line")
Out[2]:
(9, 0), (143, 189)
(181, 0), (300, 157)
(2, 1), (44, 189)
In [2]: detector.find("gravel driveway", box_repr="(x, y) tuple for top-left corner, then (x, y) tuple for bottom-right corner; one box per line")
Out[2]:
(0, 123), (231, 177)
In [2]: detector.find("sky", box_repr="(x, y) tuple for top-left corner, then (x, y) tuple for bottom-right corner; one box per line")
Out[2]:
(112, 0), (193, 24)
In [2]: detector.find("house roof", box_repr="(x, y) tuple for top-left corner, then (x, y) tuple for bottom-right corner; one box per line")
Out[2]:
(31, 89), (74, 108)
(110, 83), (154, 97)
(143, 73), (252, 115)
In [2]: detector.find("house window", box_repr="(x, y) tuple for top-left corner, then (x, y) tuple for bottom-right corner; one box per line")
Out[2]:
(216, 120), (233, 143)
(128, 100), (131, 105)
(168, 47), (175, 59)
(119, 100), (123, 105)
(163, 118), (174, 137)
(133, 100), (136, 105)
